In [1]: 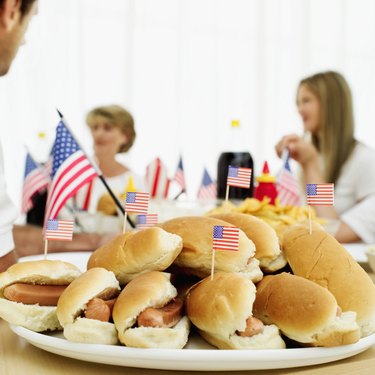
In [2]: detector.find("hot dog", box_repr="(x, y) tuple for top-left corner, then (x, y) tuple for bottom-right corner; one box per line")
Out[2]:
(3, 284), (67, 306)
(87, 227), (183, 285)
(185, 272), (285, 349)
(0, 260), (81, 332)
(85, 297), (117, 322)
(208, 213), (287, 272)
(253, 273), (360, 346)
(159, 216), (263, 282)
(282, 223), (375, 337)
(56, 267), (120, 344)
(113, 271), (190, 348)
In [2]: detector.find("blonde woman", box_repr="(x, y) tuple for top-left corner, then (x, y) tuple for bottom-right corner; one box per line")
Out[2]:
(275, 71), (375, 244)
(66, 105), (144, 217)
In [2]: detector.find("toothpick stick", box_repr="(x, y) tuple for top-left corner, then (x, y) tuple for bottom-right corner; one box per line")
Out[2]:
(44, 239), (48, 260)
(225, 185), (230, 202)
(308, 205), (312, 234)
(122, 212), (128, 234)
(210, 249), (216, 280)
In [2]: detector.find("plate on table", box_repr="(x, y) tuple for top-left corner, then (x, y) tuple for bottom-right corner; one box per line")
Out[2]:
(12, 252), (375, 371)
(9, 324), (375, 371)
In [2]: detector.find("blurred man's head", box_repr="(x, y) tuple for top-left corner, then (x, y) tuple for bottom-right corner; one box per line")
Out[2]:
(0, 0), (37, 76)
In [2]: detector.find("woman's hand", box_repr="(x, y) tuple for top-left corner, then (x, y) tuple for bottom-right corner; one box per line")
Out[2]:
(275, 134), (300, 158)
(275, 134), (319, 167)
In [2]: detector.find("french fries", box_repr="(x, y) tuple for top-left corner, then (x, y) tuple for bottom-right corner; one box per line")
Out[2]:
(207, 197), (325, 241)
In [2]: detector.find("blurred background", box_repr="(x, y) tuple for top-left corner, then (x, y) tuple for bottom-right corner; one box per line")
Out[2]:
(1, 0), (375, 213)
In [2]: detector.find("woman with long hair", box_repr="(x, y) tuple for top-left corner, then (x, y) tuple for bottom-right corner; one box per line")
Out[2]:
(275, 71), (375, 243)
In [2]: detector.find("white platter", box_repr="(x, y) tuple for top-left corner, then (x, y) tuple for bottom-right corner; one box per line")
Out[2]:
(342, 243), (370, 263)
(9, 325), (375, 371)
(13, 252), (375, 371)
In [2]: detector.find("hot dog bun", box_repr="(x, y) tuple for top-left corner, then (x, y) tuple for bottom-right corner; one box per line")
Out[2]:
(159, 216), (263, 282)
(209, 213), (286, 272)
(253, 273), (360, 346)
(56, 267), (120, 344)
(87, 227), (183, 285)
(113, 271), (190, 348)
(282, 223), (375, 337)
(0, 260), (81, 332)
(186, 272), (285, 349)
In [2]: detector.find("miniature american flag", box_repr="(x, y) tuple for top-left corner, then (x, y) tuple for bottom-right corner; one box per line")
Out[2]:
(136, 214), (158, 229)
(21, 152), (50, 213)
(174, 156), (186, 191)
(227, 166), (252, 188)
(197, 168), (217, 199)
(44, 121), (98, 220)
(277, 155), (300, 206)
(306, 183), (334, 206)
(125, 192), (150, 214)
(45, 219), (74, 241)
(213, 225), (239, 251)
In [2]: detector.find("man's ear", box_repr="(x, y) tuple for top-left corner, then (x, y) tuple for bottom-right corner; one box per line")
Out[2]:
(0, 0), (22, 31)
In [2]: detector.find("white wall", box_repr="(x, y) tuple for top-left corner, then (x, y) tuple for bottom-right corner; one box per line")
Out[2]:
(1, 0), (375, 215)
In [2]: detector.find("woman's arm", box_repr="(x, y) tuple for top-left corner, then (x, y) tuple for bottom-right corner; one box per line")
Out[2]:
(0, 250), (17, 273)
(334, 222), (361, 243)
(13, 224), (116, 258)
(275, 134), (363, 243)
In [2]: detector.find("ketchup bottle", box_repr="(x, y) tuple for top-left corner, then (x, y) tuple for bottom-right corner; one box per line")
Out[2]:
(254, 161), (278, 205)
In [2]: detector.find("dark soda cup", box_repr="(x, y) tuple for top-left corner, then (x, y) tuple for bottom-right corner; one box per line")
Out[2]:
(217, 152), (254, 199)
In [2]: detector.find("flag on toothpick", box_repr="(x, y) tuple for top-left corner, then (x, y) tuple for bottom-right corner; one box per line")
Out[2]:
(227, 166), (252, 188)
(21, 152), (50, 213)
(136, 214), (158, 229)
(306, 183), (334, 206)
(197, 168), (217, 199)
(174, 156), (186, 191)
(44, 121), (98, 220)
(210, 225), (240, 279)
(145, 157), (170, 198)
(277, 153), (300, 206)
(212, 225), (239, 251)
(45, 219), (74, 241)
(125, 192), (150, 214)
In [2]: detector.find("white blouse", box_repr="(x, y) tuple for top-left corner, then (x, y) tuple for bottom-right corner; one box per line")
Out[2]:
(0, 141), (18, 257)
(337, 142), (375, 243)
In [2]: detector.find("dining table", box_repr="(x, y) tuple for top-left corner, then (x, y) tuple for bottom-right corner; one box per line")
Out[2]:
(1, 254), (375, 375)
(1, 318), (375, 375)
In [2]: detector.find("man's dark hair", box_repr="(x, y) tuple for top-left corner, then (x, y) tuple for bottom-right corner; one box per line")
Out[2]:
(20, 0), (36, 16)
(0, 0), (36, 17)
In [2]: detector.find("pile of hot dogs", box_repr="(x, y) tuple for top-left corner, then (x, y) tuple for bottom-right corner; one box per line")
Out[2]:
(1, 214), (375, 349)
